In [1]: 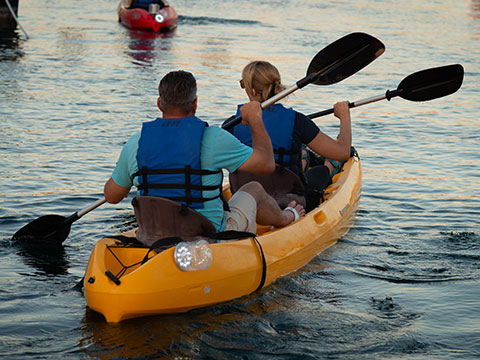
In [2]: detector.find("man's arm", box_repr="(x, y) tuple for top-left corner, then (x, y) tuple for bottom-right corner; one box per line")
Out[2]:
(103, 132), (139, 204)
(236, 101), (275, 174)
(104, 177), (131, 204)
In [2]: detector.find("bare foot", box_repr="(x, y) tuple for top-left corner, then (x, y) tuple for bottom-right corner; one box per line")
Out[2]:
(283, 200), (305, 225)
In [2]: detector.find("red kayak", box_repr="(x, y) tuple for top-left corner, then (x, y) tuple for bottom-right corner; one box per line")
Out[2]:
(117, 0), (178, 32)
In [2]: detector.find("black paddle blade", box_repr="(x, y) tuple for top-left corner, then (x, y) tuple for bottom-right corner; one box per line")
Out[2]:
(307, 32), (385, 85)
(396, 64), (464, 102)
(12, 215), (72, 245)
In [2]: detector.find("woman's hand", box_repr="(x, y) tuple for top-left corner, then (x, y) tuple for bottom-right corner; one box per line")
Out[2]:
(333, 101), (351, 122)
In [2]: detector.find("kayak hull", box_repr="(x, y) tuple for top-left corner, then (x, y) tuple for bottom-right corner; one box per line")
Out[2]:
(84, 156), (361, 322)
(117, 0), (177, 32)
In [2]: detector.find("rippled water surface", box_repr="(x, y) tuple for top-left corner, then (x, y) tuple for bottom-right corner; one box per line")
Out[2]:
(1, 0), (479, 359)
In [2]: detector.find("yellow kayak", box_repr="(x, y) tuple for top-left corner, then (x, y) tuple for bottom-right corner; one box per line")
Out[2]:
(84, 155), (361, 322)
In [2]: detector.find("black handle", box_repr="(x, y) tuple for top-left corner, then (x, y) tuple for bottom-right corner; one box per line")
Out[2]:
(222, 115), (242, 130)
(105, 270), (121, 285)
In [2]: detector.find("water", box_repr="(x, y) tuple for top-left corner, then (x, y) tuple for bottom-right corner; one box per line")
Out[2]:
(1, 0), (479, 358)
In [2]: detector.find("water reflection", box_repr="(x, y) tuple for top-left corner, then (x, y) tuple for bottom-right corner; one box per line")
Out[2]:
(471, 0), (480, 37)
(0, 31), (24, 61)
(110, 209), (137, 234)
(472, 0), (480, 18)
(55, 27), (87, 61)
(198, 36), (232, 70)
(80, 310), (208, 359)
(124, 28), (175, 66)
(178, 14), (261, 27)
(16, 242), (70, 276)
(79, 300), (256, 359)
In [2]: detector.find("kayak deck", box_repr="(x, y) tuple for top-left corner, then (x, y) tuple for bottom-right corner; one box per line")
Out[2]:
(84, 155), (361, 322)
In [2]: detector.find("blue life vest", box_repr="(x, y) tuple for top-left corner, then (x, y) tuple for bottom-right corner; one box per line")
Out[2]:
(233, 103), (300, 169)
(134, 116), (222, 209)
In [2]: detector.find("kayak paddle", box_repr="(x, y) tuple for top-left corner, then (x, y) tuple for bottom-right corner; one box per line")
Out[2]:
(12, 197), (106, 245)
(13, 32), (386, 246)
(222, 32), (385, 130)
(307, 64), (464, 119)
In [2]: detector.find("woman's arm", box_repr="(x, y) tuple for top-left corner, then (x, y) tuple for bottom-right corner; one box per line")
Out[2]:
(307, 101), (351, 161)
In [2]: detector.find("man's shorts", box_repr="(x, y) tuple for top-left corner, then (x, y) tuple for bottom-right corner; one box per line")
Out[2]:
(224, 191), (257, 233)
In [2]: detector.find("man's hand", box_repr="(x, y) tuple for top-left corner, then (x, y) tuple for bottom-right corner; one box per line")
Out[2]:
(236, 101), (275, 174)
(239, 101), (263, 127)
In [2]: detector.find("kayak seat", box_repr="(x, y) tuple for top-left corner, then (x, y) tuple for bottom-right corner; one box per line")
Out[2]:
(229, 165), (306, 209)
(132, 196), (216, 247)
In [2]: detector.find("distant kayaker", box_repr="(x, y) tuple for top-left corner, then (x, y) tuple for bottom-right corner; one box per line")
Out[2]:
(104, 70), (305, 239)
(225, 60), (352, 211)
(128, 0), (167, 10)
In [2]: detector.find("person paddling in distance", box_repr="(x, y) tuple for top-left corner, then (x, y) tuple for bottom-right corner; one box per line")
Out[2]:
(225, 61), (352, 212)
(104, 70), (304, 243)
(127, 0), (168, 11)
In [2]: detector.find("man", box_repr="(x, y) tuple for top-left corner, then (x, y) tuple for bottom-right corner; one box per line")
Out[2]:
(104, 70), (304, 236)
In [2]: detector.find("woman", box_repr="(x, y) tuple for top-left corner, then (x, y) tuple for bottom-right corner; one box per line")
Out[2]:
(226, 60), (352, 211)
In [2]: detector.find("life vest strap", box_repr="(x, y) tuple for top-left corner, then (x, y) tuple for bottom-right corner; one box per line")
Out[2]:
(136, 183), (221, 191)
(134, 165), (223, 205)
(134, 167), (221, 176)
(151, 194), (221, 203)
(274, 147), (300, 167)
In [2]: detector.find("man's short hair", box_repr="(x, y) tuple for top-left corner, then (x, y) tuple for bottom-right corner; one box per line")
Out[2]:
(158, 70), (197, 114)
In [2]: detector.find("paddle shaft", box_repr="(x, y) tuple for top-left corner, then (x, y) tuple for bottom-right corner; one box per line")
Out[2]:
(307, 89), (402, 119)
(307, 64), (464, 120)
(222, 83), (300, 129)
(222, 72), (326, 129)
(64, 197), (107, 225)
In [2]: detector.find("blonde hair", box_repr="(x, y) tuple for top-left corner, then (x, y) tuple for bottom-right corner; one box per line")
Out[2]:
(241, 61), (286, 102)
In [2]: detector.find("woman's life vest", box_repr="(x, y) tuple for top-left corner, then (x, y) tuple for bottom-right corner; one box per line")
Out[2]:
(134, 116), (222, 209)
(232, 104), (301, 171)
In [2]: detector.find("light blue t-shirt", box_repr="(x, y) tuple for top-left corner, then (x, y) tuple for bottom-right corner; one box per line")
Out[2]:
(111, 125), (253, 231)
